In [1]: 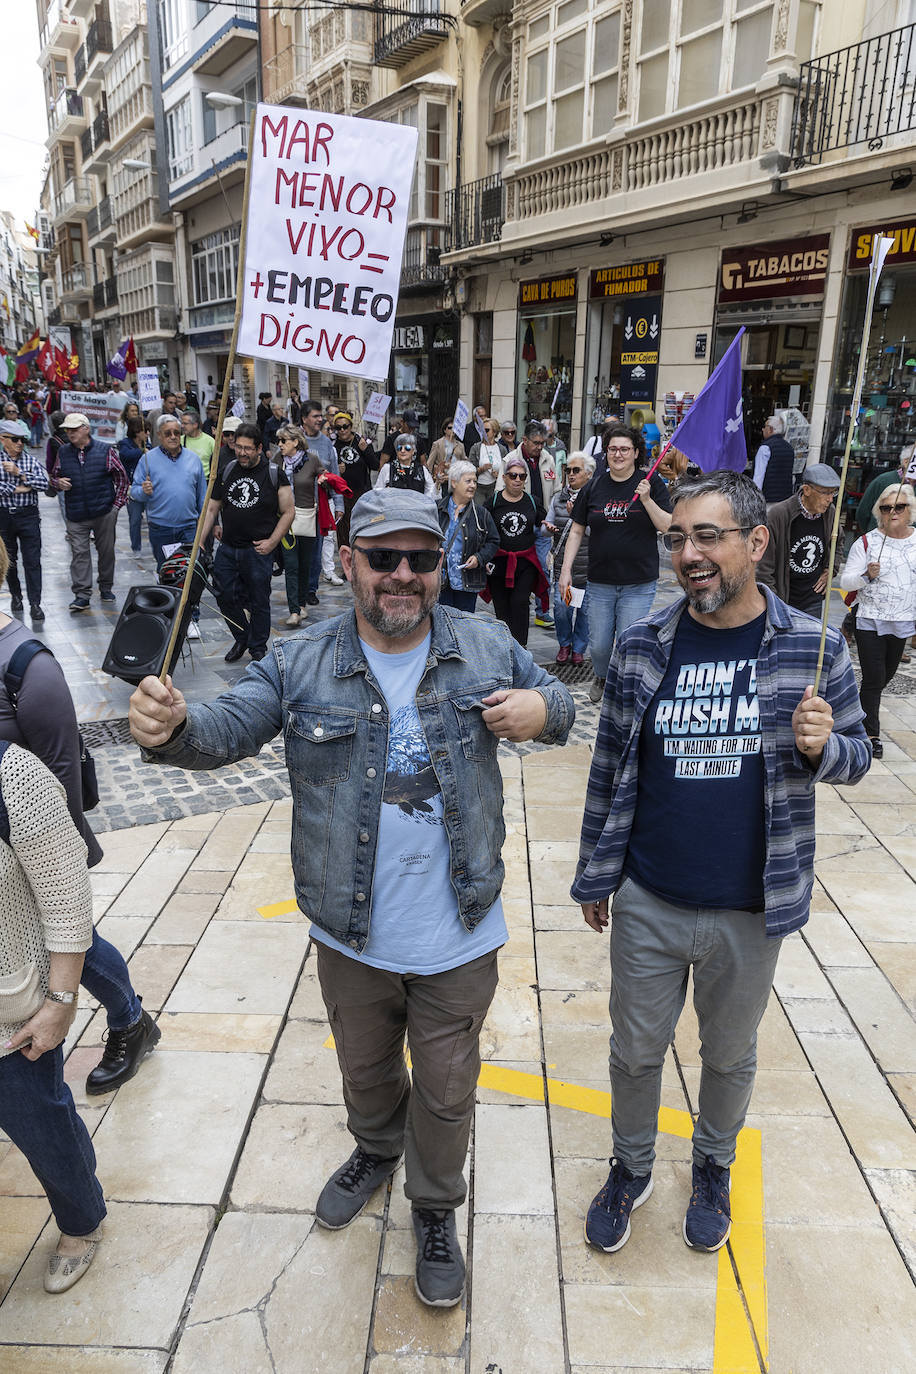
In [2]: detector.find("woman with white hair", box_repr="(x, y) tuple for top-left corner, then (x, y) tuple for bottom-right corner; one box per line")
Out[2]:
(839, 481), (916, 757)
(436, 460), (499, 611)
(544, 450), (594, 664)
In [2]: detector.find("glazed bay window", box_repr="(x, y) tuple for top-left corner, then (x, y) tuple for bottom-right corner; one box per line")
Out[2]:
(158, 0), (188, 74)
(192, 226), (241, 308)
(524, 1), (621, 160)
(166, 97), (193, 180)
(637, 2), (798, 123)
(394, 100), (449, 229)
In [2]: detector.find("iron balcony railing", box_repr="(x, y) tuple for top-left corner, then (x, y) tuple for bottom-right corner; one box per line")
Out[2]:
(86, 17), (113, 64)
(93, 109), (110, 146)
(49, 87), (84, 133)
(80, 125), (93, 161)
(444, 174), (504, 252)
(87, 196), (112, 238)
(375, 0), (448, 69)
(402, 225), (446, 286)
(75, 45), (86, 84)
(92, 276), (117, 309)
(791, 21), (916, 164)
(47, 305), (62, 327)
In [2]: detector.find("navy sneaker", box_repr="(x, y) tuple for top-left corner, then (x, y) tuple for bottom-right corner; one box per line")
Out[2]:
(684, 1155), (731, 1251)
(584, 1158), (653, 1252)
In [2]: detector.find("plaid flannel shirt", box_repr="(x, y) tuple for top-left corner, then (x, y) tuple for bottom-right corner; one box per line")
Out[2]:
(572, 585), (871, 937)
(0, 451), (49, 510)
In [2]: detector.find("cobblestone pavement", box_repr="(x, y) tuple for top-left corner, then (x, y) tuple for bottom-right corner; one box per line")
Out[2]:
(1, 736), (915, 1371)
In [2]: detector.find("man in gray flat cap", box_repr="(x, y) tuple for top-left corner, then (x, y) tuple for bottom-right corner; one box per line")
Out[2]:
(127, 486), (575, 1311)
(0, 419), (49, 620)
(758, 463), (842, 617)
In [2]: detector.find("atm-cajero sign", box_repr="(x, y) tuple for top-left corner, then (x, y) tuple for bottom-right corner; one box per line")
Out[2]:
(718, 234), (830, 302)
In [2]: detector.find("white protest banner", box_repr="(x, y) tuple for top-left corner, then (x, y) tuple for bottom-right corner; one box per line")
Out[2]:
(297, 368), (310, 396)
(452, 399), (469, 436)
(238, 105), (418, 380)
(907, 449), (916, 484)
(136, 367), (162, 412)
(362, 391), (392, 425)
(61, 390), (124, 443)
(231, 397), (246, 418)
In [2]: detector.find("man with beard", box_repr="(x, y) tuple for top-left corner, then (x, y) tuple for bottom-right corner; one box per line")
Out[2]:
(572, 471), (869, 1258)
(127, 487), (574, 1311)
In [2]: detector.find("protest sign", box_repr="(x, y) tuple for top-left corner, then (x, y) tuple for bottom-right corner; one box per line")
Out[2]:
(297, 368), (310, 396)
(137, 367), (162, 412)
(231, 397), (246, 418)
(363, 391), (392, 425)
(452, 399), (469, 436)
(238, 105), (418, 380)
(61, 390), (124, 443)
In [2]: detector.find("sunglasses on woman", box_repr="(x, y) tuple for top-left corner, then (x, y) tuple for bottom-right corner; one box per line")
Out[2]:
(566, 466), (583, 475)
(879, 502), (909, 512)
(353, 546), (442, 573)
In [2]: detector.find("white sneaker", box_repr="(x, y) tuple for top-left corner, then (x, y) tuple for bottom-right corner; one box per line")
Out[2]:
(186, 622), (201, 640)
(327, 572), (344, 585)
(285, 612), (301, 627)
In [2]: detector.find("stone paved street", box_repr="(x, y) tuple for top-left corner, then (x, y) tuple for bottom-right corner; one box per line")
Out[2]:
(1, 500), (915, 1370)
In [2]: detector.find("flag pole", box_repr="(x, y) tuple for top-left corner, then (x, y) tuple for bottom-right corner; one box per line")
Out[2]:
(158, 112), (256, 684)
(811, 235), (895, 698)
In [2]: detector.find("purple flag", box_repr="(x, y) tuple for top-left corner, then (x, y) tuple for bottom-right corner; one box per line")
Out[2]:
(106, 341), (128, 381)
(671, 329), (746, 473)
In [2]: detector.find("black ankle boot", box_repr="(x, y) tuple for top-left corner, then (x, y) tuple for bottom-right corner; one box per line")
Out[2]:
(85, 1007), (161, 1095)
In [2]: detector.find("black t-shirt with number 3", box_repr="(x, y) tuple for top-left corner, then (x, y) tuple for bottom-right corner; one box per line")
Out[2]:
(212, 457), (290, 548)
(571, 468), (671, 586)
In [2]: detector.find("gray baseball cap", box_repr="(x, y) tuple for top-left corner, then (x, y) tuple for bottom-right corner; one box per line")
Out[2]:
(349, 488), (444, 543)
(801, 463), (841, 490)
(0, 420), (25, 437)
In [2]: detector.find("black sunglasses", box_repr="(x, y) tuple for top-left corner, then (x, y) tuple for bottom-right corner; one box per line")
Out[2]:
(879, 502), (909, 512)
(505, 471), (526, 479)
(354, 545), (442, 574)
(565, 466), (583, 475)
(5, 436), (24, 444)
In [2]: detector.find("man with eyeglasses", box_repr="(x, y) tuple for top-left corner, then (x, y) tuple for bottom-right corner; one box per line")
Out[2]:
(573, 470), (869, 1260)
(0, 419), (49, 621)
(202, 423), (294, 663)
(128, 486), (574, 1312)
(757, 463), (842, 617)
(50, 414), (130, 613)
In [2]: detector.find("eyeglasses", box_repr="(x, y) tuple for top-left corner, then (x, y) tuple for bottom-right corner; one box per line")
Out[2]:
(354, 545), (442, 574)
(607, 445), (635, 456)
(565, 466), (583, 475)
(503, 429), (516, 436)
(505, 471), (526, 480)
(879, 502), (909, 513)
(663, 526), (753, 553)
(5, 436), (24, 445)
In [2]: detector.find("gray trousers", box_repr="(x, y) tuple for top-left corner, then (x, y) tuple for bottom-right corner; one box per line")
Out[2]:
(316, 943), (499, 1211)
(67, 507), (118, 597)
(608, 875), (782, 1174)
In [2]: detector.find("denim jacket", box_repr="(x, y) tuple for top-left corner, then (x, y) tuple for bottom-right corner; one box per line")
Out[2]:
(145, 605), (575, 950)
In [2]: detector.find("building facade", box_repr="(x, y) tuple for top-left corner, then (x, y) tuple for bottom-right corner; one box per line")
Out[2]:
(0, 214), (42, 356)
(35, 0), (179, 385)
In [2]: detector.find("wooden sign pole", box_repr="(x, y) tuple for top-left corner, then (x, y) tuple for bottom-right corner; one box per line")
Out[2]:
(811, 235), (894, 698)
(159, 112), (256, 683)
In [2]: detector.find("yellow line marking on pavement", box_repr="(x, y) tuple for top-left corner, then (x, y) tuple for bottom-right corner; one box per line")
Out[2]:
(257, 899), (299, 919)
(317, 1051), (767, 1367)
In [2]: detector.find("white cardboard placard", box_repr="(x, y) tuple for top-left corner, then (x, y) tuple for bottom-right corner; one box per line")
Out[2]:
(238, 105), (418, 380)
(136, 367), (162, 411)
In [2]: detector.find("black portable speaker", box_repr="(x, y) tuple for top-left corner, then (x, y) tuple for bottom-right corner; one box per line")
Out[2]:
(101, 585), (191, 685)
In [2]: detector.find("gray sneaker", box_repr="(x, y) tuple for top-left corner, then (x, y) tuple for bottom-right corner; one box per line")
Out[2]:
(588, 675), (605, 704)
(412, 1208), (466, 1307)
(315, 1146), (400, 1229)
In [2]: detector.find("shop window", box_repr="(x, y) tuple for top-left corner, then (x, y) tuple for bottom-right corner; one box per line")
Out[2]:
(524, 1), (622, 160)
(517, 280), (577, 443)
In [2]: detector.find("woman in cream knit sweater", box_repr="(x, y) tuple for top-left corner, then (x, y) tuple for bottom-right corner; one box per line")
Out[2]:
(0, 741), (106, 1294)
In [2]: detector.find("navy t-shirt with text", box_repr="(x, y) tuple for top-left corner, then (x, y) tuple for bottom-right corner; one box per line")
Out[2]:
(624, 610), (767, 910)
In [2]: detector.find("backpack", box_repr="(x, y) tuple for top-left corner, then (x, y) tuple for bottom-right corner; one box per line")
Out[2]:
(4, 642), (99, 812)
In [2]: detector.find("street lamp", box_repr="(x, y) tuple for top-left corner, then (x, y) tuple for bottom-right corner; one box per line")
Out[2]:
(121, 159), (151, 171)
(205, 92), (243, 109)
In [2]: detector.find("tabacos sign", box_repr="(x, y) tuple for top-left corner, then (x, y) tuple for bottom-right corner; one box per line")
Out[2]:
(718, 234), (830, 302)
(848, 217), (916, 270)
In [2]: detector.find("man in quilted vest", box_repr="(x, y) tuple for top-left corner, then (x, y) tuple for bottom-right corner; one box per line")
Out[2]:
(50, 414), (130, 613)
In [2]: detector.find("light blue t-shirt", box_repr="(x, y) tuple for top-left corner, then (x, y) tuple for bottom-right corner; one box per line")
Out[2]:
(309, 633), (507, 974)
